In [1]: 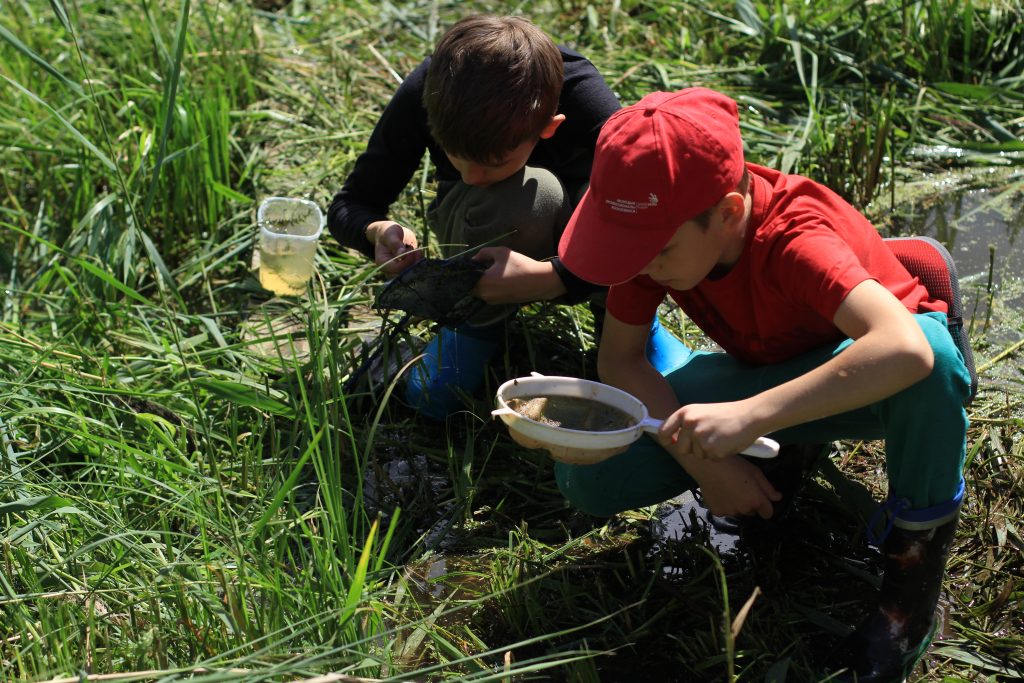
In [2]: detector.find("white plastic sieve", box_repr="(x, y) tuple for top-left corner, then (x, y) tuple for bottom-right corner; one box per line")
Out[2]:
(492, 373), (779, 465)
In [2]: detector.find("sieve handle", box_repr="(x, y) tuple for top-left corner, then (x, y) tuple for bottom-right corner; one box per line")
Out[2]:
(492, 407), (516, 419)
(639, 418), (779, 459)
(741, 437), (780, 459)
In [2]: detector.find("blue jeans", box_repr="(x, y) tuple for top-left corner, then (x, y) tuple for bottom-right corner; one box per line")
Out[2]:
(555, 312), (972, 517)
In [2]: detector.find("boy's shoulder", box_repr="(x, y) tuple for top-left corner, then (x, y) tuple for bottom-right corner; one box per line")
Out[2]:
(744, 165), (885, 288)
(749, 163), (871, 236)
(556, 44), (588, 62)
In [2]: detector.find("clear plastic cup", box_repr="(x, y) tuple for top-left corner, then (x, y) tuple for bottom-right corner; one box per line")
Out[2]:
(257, 197), (324, 296)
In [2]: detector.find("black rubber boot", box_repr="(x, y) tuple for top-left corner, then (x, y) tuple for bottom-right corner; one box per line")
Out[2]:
(832, 498), (961, 682)
(753, 442), (827, 520)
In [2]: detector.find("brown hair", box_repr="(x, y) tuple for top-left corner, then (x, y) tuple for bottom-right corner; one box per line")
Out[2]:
(423, 15), (563, 164)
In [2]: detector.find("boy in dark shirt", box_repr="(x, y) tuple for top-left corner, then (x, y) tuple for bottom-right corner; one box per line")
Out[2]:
(557, 88), (972, 682)
(328, 15), (688, 419)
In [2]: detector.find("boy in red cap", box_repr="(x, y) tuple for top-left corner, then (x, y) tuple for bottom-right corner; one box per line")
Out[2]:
(556, 87), (972, 681)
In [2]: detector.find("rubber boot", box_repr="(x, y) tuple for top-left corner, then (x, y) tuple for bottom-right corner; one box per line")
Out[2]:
(832, 480), (964, 682)
(404, 323), (503, 421)
(646, 317), (691, 374)
(752, 442), (826, 521)
(589, 302), (691, 375)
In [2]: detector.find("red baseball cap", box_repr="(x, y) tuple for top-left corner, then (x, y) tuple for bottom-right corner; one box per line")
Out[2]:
(558, 88), (746, 286)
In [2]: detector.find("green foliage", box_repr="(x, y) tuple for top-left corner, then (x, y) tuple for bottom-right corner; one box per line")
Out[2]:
(1, 1), (1022, 681)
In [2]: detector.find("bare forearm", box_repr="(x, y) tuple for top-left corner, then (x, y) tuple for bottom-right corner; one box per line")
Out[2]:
(743, 329), (932, 437)
(473, 248), (568, 304)
(600, 360), (678, 418)
(601, 355), (776, 507)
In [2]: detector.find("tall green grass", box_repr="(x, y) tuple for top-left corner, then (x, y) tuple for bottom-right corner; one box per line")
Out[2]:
(2, 1), (1022, 681)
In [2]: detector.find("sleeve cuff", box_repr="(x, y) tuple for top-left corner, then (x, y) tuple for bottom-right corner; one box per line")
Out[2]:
(551, 257), (605, 304)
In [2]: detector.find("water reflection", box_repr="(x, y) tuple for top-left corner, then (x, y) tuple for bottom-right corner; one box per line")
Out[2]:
(889, 177), (1024, 313)
(650, 491), (744, 558)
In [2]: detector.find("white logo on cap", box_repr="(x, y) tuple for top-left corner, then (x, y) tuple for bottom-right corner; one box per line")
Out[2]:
(606, 193), (659, 214)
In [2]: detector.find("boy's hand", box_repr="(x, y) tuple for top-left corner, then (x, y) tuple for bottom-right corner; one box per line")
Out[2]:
(686, 455), (782, 519)
(659, 400), (763, 461)
(366, 220), (422, 276)
(471, 247), (566, 304)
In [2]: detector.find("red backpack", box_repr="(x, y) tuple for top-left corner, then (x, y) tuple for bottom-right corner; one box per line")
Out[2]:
(884, 236), (978, 405)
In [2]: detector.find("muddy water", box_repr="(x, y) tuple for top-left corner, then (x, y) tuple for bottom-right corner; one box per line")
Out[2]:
(506, 395), (637, 431)
(650, 491), (744, 559)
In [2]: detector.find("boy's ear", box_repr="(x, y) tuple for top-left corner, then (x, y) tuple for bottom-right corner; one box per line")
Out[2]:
(718, 191), (747, 225)
(539, 114), (566, 140)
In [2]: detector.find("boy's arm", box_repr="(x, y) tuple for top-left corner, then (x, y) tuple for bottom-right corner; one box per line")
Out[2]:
(471, 248), (604, 304)
(327, 62), (432, 262)
(471, 248), (565, 303)
(597, 312), (678, 413)
(659, 279), (934, 460)
(599, 312), (782, 519)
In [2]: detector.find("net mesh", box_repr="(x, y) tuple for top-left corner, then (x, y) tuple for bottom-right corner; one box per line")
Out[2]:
(374, 255), (487, 327)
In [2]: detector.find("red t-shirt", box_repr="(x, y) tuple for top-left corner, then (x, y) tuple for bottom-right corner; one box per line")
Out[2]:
(607, 164), (945, 365)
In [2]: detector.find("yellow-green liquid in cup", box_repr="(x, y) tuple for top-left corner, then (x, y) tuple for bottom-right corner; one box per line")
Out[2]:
(259, 247), (315, 295)
(257, 199), (322, 296)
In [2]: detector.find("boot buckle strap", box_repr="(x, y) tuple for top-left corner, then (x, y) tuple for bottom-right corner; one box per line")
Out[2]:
(867, 478), (965, 544)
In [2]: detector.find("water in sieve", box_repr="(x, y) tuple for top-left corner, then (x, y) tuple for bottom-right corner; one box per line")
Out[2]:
(506, 395), (636, 432)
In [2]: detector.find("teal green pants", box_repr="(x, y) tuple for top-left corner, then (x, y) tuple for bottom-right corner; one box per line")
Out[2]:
(555, 312), (971, 516)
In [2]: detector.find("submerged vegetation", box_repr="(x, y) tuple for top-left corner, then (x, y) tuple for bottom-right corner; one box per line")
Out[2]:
(2, 1), (1022, 681)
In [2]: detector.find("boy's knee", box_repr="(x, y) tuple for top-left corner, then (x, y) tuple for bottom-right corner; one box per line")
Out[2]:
(916, 315), (972, 404)
(453, 166), (570, 260)
(509, 166), (572, 231)
(522, 166), (568, 202)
